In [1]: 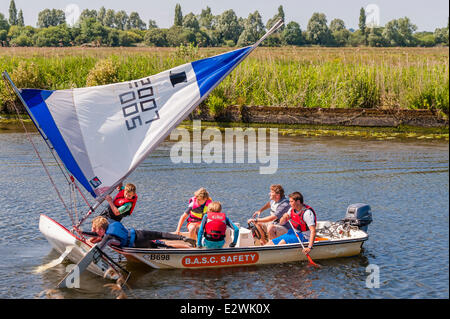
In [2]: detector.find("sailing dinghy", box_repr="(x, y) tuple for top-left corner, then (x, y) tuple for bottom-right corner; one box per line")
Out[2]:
(3, 20), (371, 280)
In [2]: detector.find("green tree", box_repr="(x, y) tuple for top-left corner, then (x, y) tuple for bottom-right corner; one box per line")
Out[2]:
(129, 12), (146, 30)
(359, 7), (367, 45)
(306, 12), (332, 45)
(199, 6), (214, 30)
(237, 11), (265, 46)
(382, 17), (417, 46)
(0, 29), (7, 45)
(330, 18), (349, 46)
(115, 10), (129, 30)
(79, 9), (97, 24)
(148, 19), (158, 29)
(145, 28), (168, 46)
(17, 9), (24, 26)
(33, 25), (71, 47)
(0, 13), (10, 31)
(166, 25), (196, 46)
(9, 0), (17, 26)
(97, 7), (106, 25)
(265, 5), (285, 46)
(37, 9), (65, 28)
(183, 13), (199, 31)
(174, 4), (183, 27)
(78, 17), (108, 46)
(103, 9), (116, 28)
(216, 9), (242, 45)
(434, 21), (449, 46)
(414, 31), (436, 47)
(282, 21), (303, 45)
(266, 5), (285, 31)
(368, 27), (387, 47)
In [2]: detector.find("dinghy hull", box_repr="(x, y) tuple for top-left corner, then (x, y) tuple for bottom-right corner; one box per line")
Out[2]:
(39, 214), (119, 279)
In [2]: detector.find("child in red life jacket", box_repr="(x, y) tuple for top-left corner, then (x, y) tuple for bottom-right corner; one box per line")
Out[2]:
(100, 183), (138, 222)
(175, 188), (212, 240)
(197, 201), (239, 249)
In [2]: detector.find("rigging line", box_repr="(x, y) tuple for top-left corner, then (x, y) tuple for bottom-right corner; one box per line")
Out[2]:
(2, 76), (76, 227)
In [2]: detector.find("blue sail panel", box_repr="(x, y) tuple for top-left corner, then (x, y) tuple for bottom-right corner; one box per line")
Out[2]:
(19, 89), (97, 198)
(191, 46), (252, 98)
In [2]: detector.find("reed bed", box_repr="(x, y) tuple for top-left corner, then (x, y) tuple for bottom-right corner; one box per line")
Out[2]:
(0, 46), (448, 114)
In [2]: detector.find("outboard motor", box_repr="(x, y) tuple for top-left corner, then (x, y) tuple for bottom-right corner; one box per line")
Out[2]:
(343, 203), (372, 232)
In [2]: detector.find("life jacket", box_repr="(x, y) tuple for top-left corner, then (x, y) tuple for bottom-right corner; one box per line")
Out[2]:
(187, 196), (212, 223)
(106, 222), (136, 247)
(204, 212), (227, 241)
(113, 189), (138, 216)
(290, 204), (317, 233)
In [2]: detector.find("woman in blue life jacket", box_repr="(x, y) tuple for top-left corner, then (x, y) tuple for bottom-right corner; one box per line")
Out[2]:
(197, 201), (239, 249)
(88, 216), (196, 249)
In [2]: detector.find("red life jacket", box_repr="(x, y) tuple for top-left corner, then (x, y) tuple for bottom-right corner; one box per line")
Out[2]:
(187, 196), (212, 223)
(113, 189), (138, 216)
(204, 212), (227, 241)
(290, 204), (316, 232)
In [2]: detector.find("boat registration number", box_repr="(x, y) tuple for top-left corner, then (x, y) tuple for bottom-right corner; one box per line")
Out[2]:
(144, 254), (170, 261)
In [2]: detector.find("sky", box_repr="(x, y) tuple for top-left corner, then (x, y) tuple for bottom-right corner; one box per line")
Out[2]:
(1, 0), (449, 32)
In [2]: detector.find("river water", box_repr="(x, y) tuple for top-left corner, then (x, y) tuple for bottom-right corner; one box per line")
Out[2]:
(0, 129), (448, 299)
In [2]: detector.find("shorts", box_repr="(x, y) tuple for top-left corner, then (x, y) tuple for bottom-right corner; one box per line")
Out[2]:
(254, 222), (288, 241)
(272, 229), (307, 245)
(201, 237), (225, 249)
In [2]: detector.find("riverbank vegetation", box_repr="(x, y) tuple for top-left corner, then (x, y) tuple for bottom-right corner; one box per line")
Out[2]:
(1, 2), (449, 48)
(0, 46), (448, 116)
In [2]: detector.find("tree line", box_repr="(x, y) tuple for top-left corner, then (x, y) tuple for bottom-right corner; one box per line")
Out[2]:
(0, 1), (448, 48)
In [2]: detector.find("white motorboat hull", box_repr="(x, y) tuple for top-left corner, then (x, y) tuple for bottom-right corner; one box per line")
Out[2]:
(39, 214), (368, 272)
(114, 221), (369, 269)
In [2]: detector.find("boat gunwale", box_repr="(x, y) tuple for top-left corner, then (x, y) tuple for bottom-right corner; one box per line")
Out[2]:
(113, 235), (368, 255)
(41, 214), (368, 258)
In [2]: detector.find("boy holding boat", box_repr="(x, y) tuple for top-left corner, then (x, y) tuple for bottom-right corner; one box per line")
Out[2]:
(196, 201), (239, 249)
(88, 216), (196, 249)
(247, 184), (291, 245)
(267, 191), (316, 255)
(175, 188), (212, 240)
(100, 183), (138, 222)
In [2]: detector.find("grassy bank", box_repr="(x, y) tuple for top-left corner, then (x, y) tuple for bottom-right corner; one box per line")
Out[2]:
(0, 46), (448, 115)
(2, 116), (447, 140)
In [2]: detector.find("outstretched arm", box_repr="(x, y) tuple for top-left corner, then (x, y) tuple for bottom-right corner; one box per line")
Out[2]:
(196, 215), (208, 248)
(227, 218), (240, 247)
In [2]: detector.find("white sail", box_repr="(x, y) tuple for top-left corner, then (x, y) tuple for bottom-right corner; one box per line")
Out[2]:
(7, 20), (284, 200)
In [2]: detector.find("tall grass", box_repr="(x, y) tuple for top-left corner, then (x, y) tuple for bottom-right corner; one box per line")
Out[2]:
(0, 46), (448, 114)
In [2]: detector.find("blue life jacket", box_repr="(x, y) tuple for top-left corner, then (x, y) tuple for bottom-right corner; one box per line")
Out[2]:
(106, 222), (136, 247)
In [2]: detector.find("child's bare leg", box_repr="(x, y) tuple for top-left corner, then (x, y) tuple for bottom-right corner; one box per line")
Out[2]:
(187, 223), (199, 240)
(163, 240), (192, 248)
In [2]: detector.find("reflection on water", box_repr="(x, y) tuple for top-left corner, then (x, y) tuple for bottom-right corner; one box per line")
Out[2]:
(0, 132), (448, 298)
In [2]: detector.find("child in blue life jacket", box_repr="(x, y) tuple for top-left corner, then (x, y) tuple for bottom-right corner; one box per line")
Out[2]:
(197, 201), (239, 249)
(89, 216), (196, 249)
